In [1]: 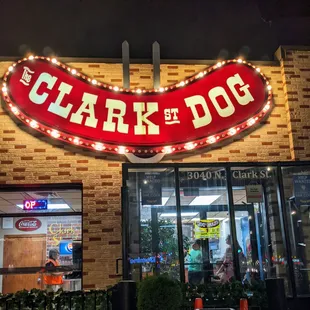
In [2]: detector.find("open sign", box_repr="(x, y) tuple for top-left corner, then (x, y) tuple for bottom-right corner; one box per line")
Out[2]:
(23, 199), (48, 210)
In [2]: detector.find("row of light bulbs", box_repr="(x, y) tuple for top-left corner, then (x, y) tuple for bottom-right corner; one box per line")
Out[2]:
(1, 55), (273, 155)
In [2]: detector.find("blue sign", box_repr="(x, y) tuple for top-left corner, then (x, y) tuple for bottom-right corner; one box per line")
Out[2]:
(59, 240), (73, 255)
(129, 256), (163, 264)
(293, 175), (310, 206)
(23, 199), (48, 210)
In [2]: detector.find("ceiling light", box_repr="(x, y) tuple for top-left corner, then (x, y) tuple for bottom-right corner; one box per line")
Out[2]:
(189, 195), (220, 206)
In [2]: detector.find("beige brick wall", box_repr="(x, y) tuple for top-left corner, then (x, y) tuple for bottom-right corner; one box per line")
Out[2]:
(0, 49), (308, 289)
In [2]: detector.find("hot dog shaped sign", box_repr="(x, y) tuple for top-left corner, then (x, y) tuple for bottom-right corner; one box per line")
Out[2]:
(1, 56), (272, 155)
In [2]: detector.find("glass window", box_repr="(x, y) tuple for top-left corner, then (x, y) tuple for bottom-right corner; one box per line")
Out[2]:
(281, 166), (310, 296)
(0, 187), (82, 294)
(230, 166), (291, 294)
(179, 167), (235, 285)
(127, 168), (181, 281)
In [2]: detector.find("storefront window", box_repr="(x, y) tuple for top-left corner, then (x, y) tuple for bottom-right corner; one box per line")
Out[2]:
(281, 166), (310, 296)
(127, 168), (180, 281)
(230, 167), (290, 292)
(123, 163), (310, 297)
(0, 186), (82, 294)
(179, 167), (234, 285)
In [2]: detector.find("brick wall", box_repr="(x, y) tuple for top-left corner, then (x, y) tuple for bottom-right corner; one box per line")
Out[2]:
(0, 48), (308, 289)
(278, 48), (310, 160)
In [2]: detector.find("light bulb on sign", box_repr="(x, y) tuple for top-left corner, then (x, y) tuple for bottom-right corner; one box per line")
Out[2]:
(51, 130), (60, 138)
(28, 55), (34, 60)
(228, 128), (237, 136)
(30, 120), (38, 128)
(93, 143), (105, 151)
(247, 118), (256, 126)
(73, 138), (79, 145)
(92, 79), (97, 85)
(117, 146), (126, 154)
(267, 85), (272, 91)
(163, 146), (173, 154)
(2, 86), (7, 93)
(207, 136), (216, 144)
(71, 69), (77, 75)
(113, 86), (119, 92)
(185, 142), (195, 150)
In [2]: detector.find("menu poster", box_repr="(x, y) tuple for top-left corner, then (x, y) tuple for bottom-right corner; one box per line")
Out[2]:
(293, 175), (310, 207)
(194, 220), (220, 239)
(141, 172), (162, 205)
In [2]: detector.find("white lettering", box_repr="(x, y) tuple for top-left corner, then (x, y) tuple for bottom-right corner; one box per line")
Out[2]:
(185, 95), (212, 129)
(134, 102), (159, 135)
(227, 74), (254, 105)
(208, 86), (235, 117)
(47, 82), (73, 118)
(29, 72), (57, 104)
(103, 99), (129, 133)
(70, 93), (98, 128)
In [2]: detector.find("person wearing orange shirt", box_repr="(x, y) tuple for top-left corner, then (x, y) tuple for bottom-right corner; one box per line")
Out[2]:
(44, 248), (64, 292)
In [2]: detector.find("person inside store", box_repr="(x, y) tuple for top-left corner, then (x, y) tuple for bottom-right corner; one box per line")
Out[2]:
(187, 239), (203, 285)
(215, 234), (246, 283)
(43, 248), (64, 292)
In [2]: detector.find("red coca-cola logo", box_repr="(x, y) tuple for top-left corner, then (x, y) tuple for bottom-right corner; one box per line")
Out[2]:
(15, 218), (42, 231)
(1, 57), (272, 155)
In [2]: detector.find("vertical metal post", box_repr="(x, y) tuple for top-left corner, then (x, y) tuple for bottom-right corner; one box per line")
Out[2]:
(122, 41), (130, 89)
(152, 41), (160, 89)
(174, 167), (185, 283)
(276, 165), (297, 297)
(226, 167), (241, 281)
(121, 186), (130, 279)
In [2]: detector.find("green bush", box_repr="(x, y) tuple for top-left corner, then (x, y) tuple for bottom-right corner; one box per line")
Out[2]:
(0, 288), (111, 310)
(137, 275), (182, 310)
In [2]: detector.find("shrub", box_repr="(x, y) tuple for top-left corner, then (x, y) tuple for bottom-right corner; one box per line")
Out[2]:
(137, 275), (182, 310)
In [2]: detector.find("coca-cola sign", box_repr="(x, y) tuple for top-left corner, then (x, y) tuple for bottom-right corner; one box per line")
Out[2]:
(15, 218), (42, 232)
(1, 56), (272, 155)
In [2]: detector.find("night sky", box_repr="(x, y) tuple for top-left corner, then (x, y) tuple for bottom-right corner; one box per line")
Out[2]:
(0, 0), (309, 60)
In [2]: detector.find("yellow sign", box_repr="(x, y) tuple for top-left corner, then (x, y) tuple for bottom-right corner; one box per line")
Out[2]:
(194, 220), (220, 239)
(49, 223), (76, 246)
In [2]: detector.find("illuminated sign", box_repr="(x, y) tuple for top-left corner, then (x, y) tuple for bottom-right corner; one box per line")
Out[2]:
(1, 56), (272, 155)
(23, 199), (48, 210)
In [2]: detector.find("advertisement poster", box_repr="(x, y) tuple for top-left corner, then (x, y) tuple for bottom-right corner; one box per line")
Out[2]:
(194, 220), (220, 239)
(246, 184), (263, 203)
(141, 172), (162, 205)
(293, 175), (310, 206)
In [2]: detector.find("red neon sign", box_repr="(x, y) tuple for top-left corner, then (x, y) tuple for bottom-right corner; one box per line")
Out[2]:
(1, 56), (272, 155)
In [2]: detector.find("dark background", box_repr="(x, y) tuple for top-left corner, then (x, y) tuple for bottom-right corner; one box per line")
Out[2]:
(0, 0), (309, 60)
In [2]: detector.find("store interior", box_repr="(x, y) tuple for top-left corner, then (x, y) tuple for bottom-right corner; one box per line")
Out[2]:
(0, 188), (82, 294)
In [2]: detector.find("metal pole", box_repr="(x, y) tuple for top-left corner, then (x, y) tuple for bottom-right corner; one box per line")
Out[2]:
(226, 167), (241, 281)
(122, 41), (130, 89)
(174, 167), (185, 283)
(121, 186), (130, 279)
(152, 41), (160, 89)
(276, 165), (297, 297)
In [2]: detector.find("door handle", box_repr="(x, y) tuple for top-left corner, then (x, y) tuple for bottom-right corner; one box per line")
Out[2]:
(116, 258), (122, 275)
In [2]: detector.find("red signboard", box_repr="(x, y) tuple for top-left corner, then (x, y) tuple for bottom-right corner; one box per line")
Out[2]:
(15, 218), (42, 231)
(1, 56), (272, 155)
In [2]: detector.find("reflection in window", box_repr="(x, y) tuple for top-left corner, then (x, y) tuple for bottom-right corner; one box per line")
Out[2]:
(231, 167), (290, 294)
(282, 166), (310, 296)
